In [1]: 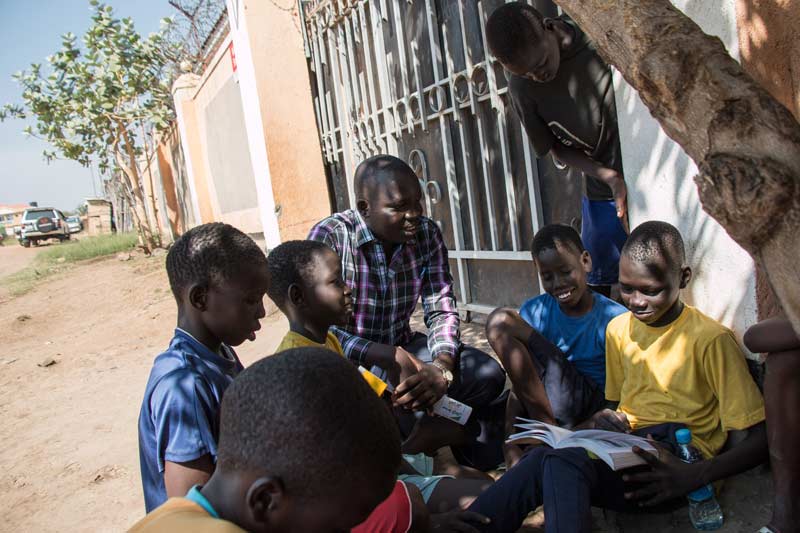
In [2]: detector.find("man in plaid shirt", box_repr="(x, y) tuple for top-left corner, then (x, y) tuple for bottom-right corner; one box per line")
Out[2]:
(309, 155), (507, 470)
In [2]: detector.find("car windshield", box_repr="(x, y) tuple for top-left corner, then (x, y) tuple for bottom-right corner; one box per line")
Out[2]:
(25, 210), (56, 221)
(67, 216), (79, 222)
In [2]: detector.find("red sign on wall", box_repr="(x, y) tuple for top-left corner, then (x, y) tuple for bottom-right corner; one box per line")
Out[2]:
(229, 41), (237, 72)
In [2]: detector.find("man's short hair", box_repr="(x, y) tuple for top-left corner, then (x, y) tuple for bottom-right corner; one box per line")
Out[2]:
(486, 2), (546, 65)
(166, 222), (267, 301)
(354, 154), (417, 202)
(531, 223), (585, 257)
(217, 347), (401, 501)
(266, 240), (331, 309)
(622, 221), (686, 273)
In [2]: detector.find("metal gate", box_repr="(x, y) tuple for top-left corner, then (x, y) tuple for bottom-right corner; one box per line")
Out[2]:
(300, 0), (584, 318)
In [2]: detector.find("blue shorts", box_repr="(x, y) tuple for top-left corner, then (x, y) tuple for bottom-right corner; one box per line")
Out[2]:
(581, 197), (628, 286)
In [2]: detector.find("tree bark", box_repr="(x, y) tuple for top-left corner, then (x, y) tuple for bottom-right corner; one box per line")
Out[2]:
(552, 0), (800, 334)
(115, 123), (158, 253)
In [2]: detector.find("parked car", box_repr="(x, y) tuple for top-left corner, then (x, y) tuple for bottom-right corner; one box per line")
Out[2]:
(65, 215), (83, 234)
(18, 208), (70, 247)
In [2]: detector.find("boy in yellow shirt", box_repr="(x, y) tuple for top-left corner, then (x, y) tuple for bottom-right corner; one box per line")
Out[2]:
(265, 240), (493, 530)
(466, 221), (767, 532)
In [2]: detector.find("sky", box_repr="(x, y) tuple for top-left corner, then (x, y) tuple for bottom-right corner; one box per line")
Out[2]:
(0, 0), (174, 212)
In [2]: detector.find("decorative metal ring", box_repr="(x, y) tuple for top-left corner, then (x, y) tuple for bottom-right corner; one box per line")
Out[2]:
(425, 180), (442, 204)
(471, 64), (489, 97)
(427, 85), (445, 113)
(453, 73), (470, 104)
(408, 148), (427, 179)
(395, 100), (409, 128)
(408, 94), (422, 122)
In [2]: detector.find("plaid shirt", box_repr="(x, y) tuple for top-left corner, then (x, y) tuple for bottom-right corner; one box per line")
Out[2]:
(308, 210), (460, 364)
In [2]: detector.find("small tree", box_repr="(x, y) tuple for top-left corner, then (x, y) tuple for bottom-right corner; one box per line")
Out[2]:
(0, 1), (177, 252)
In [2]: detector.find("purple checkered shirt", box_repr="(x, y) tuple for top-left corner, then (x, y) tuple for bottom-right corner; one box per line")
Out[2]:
(308, 209), (461, 365)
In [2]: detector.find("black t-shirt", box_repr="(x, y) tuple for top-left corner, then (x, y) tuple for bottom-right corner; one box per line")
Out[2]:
(506, 16), (622, 200)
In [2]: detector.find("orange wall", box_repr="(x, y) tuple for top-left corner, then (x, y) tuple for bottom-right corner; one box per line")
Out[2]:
(243, 0), (331, 241)
(155, 128), (183, 236)
(178, 97), (216, 224)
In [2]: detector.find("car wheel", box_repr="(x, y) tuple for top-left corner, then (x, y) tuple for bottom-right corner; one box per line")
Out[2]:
(22, 239), (31, 248)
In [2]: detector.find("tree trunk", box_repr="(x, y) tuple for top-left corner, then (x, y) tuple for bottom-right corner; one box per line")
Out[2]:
(115, 123), (158, 253)
(552, 0), (800, 334)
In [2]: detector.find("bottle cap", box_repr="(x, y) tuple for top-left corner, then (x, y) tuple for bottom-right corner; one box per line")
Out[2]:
(675, 428), (692, 444)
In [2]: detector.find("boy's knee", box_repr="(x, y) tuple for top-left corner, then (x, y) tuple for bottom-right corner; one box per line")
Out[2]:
(486, 308), (521, 343)
(541, 448), (597, 483)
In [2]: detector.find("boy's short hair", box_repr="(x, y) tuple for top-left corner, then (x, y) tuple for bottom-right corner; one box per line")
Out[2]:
(166, 222), (267, 301)
(531, 223), (585, 257)
(217, 347), (401, 501)
(266, 240), (331, 309)
(486, 2), (546, 65)
(622, 221), (686, 272)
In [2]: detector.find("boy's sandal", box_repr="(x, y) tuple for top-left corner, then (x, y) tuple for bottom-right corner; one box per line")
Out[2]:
(757, 527), (778, 533)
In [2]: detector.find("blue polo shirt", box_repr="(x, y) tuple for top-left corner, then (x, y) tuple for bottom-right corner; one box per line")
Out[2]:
(519, 292), (626, 389)
(138, 328), (243, 512)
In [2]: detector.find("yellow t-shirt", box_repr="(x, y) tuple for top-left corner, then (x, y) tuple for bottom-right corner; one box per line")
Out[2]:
(605, 305), (765, 458)
(128, 498), (244, 532)
(276, 330), (388, 396)
(276, 330), (344, 355)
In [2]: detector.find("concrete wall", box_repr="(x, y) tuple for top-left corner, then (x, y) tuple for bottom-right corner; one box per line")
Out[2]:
(613, 0), (759, 348)
(239, 0), (331, 242)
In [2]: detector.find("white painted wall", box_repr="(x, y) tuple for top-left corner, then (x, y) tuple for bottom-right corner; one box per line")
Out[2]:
(613, 0), (758, 350)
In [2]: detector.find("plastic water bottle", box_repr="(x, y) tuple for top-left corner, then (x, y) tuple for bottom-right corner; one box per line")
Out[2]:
(675, 429), (723, 530)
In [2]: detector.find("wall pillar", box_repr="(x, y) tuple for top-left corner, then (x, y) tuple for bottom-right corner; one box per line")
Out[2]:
(224, 0), (282, 248)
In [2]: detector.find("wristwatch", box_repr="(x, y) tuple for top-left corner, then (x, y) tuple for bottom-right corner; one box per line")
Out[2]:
(431, 359), (453, 388)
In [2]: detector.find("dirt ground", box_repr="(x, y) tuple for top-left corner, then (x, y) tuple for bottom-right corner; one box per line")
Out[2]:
(0, 245), (288, 532)
(0, 244), (774, 532)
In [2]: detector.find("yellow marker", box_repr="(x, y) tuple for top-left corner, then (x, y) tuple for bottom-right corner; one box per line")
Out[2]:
(358, 366), (388, 397)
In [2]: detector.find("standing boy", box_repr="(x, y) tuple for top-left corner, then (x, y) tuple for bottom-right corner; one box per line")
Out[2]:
(486, 2), (628, 295)
(130, 348), (405, 532)
(138, 223), (270, 512)
(308, 154), (507, 471)
(467, 221), (768, 532)
(485, 224), (626, 466)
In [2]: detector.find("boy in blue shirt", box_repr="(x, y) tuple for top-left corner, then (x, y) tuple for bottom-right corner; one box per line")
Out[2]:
(137, 222), (270, 512)
(486, 224), (626, 465)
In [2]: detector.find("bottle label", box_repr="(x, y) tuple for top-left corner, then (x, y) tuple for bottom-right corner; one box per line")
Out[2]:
(687, 485), (713, 502)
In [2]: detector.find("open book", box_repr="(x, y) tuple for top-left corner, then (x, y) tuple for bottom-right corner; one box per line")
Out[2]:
(506, 418), (659, 471)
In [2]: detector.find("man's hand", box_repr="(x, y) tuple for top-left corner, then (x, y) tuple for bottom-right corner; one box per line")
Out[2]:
(430, 510), (490, 532)
(394, 363), (448, 411)
(586, 408), (631, 433)
(622, 444), (706, 506)
(597, 168), (628, 228)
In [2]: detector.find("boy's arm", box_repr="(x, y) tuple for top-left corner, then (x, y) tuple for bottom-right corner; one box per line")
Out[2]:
(624, 421), (767, 506)
(164, 455), (214, 498)
(744, 316), (800, 354)
(550, 142), (627, 222)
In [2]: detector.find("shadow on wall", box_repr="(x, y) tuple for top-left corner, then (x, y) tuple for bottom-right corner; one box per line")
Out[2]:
(612, 0), (759, 350)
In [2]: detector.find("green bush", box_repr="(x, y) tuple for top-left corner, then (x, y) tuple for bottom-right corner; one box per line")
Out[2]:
(36, 232), (138, 264)
(2, 232), (139, 296)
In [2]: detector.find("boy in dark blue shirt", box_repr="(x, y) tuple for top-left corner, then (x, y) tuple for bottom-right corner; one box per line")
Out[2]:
(486, 3), (628, 296)
(138, 222), (270, 512)
(486, 224), (626, 466)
